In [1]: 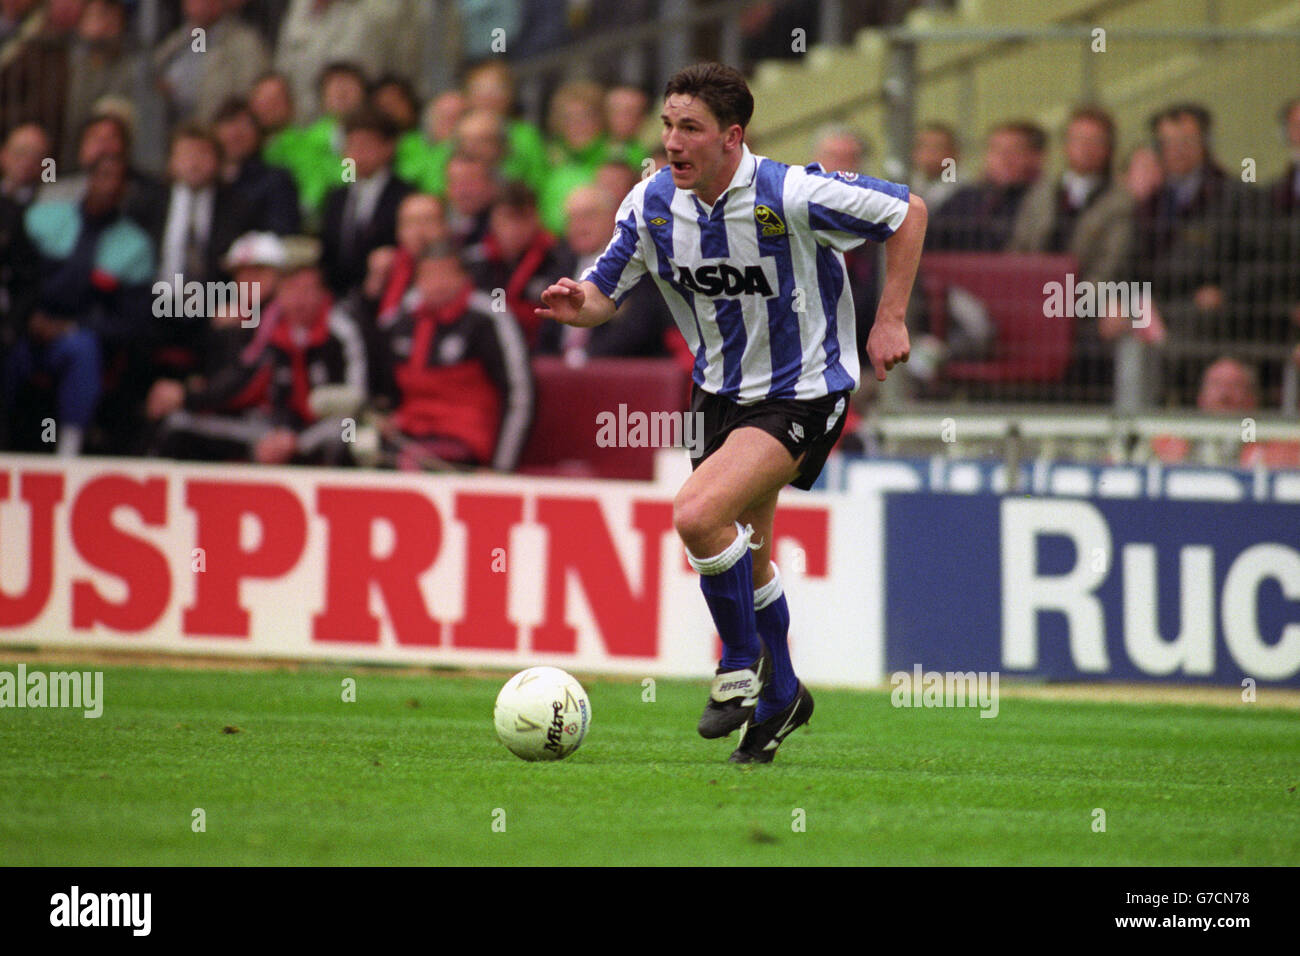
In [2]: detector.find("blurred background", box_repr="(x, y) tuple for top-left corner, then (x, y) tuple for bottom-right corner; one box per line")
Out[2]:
(1, 0), (1297, 475)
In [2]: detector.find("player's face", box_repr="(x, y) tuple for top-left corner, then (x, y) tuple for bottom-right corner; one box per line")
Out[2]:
(661, 94), (740, 201)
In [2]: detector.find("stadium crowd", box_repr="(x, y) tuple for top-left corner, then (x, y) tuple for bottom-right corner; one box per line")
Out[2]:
(0, 0), (1297, 470)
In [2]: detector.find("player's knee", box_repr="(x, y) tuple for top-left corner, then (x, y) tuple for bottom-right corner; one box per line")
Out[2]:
(672, 488), (719, 551)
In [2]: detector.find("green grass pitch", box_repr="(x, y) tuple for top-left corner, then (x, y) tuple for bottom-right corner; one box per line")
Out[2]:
(1, 662), (1296, 866)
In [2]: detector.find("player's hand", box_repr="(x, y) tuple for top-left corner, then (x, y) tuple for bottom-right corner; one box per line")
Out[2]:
(538, 278), (585, 325)
(866, 316), (910, 381)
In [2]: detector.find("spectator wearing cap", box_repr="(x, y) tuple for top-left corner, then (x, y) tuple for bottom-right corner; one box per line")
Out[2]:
(146, 230), (290, 460)
(464, 181), (567, 347)
(374, 242), (533, 472)
(214, 96), (301, 235)
(153, 0), (269, 126)
(319, 105), (414, 297)
(7, 152), (153, 455)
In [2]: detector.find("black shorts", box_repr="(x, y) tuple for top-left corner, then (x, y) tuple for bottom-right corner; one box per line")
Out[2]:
(688, 385), (851, 490)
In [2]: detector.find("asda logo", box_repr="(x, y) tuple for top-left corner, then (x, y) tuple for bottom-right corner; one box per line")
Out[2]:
(675, 262), (775, 298)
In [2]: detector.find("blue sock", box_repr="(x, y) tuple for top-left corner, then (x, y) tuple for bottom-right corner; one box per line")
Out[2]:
(689, 523), (761, 671)
(754, 563), (797, 722)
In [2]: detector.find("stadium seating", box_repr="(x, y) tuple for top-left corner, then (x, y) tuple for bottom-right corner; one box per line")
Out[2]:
(921, 252), (1078, 383)
(518, 358), (691, 479)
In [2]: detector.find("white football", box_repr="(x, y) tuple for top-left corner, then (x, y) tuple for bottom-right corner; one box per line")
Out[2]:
(493, 667), (591, 761)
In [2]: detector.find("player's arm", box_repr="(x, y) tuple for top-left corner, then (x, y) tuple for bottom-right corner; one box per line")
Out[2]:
(539, 191), (648, 328)
(868, 192), (928, 380)
(537, 278), (617, 328)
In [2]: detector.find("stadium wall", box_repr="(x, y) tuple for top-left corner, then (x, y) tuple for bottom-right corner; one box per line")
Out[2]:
(1, 454), (1296, 688)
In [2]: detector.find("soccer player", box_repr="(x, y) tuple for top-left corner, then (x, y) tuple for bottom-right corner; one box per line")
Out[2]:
(538, 63), (926, 763)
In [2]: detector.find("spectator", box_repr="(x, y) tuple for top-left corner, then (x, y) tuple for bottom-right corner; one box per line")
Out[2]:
(538, 183), (670, 362)
(0, 184), (39, 448)
(0, 0), (81, 156)
(149, 123), (258, 290)
(319, 105), (414, 297)
(392, 89), (464, 196)
(813, 123), (868, 176)
(355, 191), (448, 391)
(1147, 356), (1300, 466)
(927, 120), (1046, 251)
(365, 191), (447, 321)
(1, 121), (50, 206)
(1255, 96), (1300, 396)
(249, 241), (368, 465)
(275, 0), (418, 120)
(911, 121), (961, 213)
(1010, 107), (1133, 398)
(1123, 144), (1163, 205)
(539, 81), (630, 233)
(8, 153), (153, 454)
(154, 0), (270, 125)
(463, 61), (547, 191)
(1120, 103), (1252, 405)
(214, 96), (301, 234)
(443, 152), (497, 248)
(250, 69), (335, 220)
(605, 85), (651, 155)
(593, 160), (642, 209)
(464, 180), (567, 347)
(374, 242), (533, 472)
(147, 230), (288, 461)
(61, 0), (143, 169)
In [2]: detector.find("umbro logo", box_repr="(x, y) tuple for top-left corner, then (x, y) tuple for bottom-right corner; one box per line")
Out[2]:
(787, 421), (805, 443)
(648, 216), (668, 226)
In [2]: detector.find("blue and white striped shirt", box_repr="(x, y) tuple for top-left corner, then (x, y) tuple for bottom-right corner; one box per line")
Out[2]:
(582, 144), (910, 403)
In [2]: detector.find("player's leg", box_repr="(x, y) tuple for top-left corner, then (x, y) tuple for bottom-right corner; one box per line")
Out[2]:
(675, 426), (798, 738)
(735, 489), (800, 723)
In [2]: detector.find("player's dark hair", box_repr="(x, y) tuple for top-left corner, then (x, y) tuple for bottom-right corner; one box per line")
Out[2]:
(663, 63), (754, 132)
